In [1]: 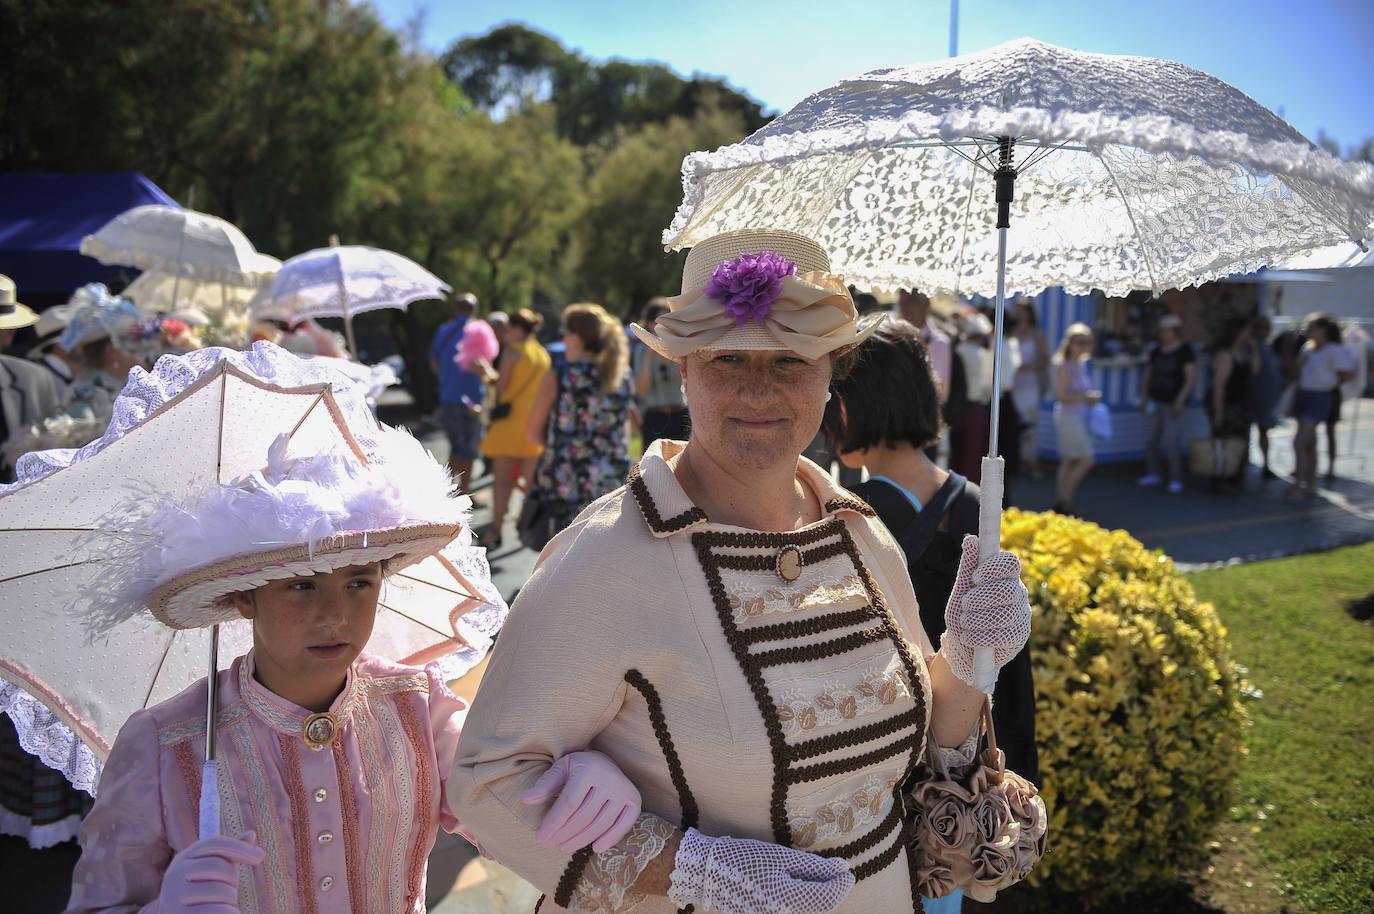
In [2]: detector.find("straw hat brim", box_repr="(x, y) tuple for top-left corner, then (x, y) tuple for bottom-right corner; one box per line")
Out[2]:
(632, 310), (888, 362)
(146, 523), (462, 630)
(0, 302), (38, 330)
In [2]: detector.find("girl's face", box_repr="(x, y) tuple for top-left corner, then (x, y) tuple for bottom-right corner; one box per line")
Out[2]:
(232, 563), (382, 712)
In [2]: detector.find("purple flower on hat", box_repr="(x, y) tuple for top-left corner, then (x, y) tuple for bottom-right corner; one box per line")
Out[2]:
(704, 250), (797, 327)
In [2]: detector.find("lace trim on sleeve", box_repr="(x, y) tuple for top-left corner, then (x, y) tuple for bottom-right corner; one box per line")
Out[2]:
(937, 724), (981, 771)
(566, 812), (675, 913)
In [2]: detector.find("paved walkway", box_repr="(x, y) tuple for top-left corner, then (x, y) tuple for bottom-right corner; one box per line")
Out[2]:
(381, 391), (1374, 911)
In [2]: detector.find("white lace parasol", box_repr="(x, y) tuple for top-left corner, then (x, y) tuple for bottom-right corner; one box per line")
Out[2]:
(0, 343), (505, 794)
(664, 38), (1374, 297)
(80, 205), (276, 287)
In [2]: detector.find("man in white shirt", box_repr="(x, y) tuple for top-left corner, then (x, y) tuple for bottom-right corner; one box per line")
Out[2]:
(26, 304), (74, 397)
(0, 275), (61, 482)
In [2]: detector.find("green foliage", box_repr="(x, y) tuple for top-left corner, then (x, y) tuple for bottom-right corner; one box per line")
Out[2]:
(439, 21), (767, 147)
(1315, 129), (1374, 163)
(570, 105), (754, 317)
(1189, 544), (1374, 914)
(439, 22), (570, 111)
(1, 5), (761, 379)
(1000, 508), (1248, 907)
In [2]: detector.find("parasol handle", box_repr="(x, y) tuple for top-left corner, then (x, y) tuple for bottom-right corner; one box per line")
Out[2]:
(973, 455), (1005, 693)
(199, 624), (220, 839)
(199, 763), (220, 839)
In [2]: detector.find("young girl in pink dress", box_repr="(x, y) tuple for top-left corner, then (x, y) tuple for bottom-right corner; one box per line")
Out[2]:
(59, 345), (637, 914)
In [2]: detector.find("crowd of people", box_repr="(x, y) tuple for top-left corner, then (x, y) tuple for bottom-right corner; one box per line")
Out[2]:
(0, 236), (1368, 913)
(417, 276), (1370, 558)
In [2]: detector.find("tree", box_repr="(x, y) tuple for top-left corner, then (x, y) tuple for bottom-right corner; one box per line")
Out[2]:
(1315, 129), (1374, 164)
(1, 0), (470, 263)
(569, 102), (756, 317)
(438, 23), (768, 148)
(438, 22), (569, 112)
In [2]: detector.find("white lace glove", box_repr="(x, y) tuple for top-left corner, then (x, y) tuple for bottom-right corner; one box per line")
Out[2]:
(666, 827), (855, 914)
(939, 534), (1031, 693)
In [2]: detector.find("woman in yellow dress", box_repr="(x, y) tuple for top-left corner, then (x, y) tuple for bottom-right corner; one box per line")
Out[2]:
(479, 307), (551, 547)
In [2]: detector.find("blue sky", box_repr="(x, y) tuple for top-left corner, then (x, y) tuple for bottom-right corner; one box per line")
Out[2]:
(372, 0), (1373, 152)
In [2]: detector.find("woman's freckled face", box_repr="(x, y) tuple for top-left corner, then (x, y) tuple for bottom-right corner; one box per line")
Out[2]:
(680, 349), (832, 472)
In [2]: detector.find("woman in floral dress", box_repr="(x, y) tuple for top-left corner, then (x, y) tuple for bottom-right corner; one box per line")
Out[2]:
(526, 302), (633, 542)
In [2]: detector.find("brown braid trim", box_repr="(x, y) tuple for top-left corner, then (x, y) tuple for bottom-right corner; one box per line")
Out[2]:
(791, 707), (924, 762)
(711, 539), (848, 573)
(787, 733), (916, 785)
(904, 808), (926, 913)
(552, 847), (594, 908)
(835, 523), (931, 779)
(693, 529), (797, 846)
(691, 514), (930, 883)
(750, 625), (889, 668)
(625, 669), (699, 830)
(629, 465), (707, 533)
(852, 827), (907, 881)
(825, 495), (876, 516)
(815, 797), (904, 860)
(695, 523), (836, 551)
(738, 606), (880, 646)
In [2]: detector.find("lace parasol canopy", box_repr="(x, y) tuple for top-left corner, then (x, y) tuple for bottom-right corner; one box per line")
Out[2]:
(664, 38), (1374, 297)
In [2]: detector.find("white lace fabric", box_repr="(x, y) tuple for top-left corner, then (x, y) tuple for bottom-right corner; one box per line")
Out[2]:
(666, 827), (854, 914)
(5, 343), (384, 490)
(663, 38), (1374, 297)
(940, 544), (1031, 692)
(0, 683), (101, 796)
(567, 812), (674, 912)
(937, 723), (982, 772)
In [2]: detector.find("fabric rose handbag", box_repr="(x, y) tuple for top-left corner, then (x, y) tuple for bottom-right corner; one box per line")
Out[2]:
(906, 701), (1047, 901)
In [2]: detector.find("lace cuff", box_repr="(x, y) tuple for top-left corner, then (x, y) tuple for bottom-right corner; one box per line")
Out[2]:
(937, 723), (981, 771)
(566, 812), (675, 913)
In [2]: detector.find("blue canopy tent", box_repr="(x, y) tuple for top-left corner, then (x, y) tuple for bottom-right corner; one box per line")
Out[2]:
(0, 172), (178, 305)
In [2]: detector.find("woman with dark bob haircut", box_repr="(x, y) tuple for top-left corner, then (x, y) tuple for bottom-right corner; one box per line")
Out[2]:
(823, 320), (1038, 832)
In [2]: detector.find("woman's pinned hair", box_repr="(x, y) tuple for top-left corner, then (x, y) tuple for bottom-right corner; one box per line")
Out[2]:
(823, 319), (944, 456)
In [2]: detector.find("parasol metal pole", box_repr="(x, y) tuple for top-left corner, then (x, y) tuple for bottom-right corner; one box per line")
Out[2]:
(330, 234), (358, 360)
(198, 624), (221, 839)
(987, 136), (1017, 461)
(976, 136), (1016, 694)
(344, 312), (358, 360)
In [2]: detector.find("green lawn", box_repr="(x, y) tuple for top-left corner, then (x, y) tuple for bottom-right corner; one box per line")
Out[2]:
(1186, 543), (1374, 914)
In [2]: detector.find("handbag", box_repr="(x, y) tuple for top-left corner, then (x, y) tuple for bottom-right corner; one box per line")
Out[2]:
(488, 358), (545, 424)
(907, 701), (1047, 902)
(1187, 436), (1246, 478)
(1087, 401), (1113, 440)
(515, 488), (563, 552)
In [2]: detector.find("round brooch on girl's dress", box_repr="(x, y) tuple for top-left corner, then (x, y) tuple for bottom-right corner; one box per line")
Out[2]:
(303, 712), (339, 748)
(775, 545), (803, 583)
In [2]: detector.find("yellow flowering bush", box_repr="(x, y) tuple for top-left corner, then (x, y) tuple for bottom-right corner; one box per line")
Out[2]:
(1001, 508), (1247, 905)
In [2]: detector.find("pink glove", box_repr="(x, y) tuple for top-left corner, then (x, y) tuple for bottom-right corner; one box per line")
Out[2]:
(157, 832), (264, 913)
(940, 534), (1032, 693)
(522, 750), (642, 853)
